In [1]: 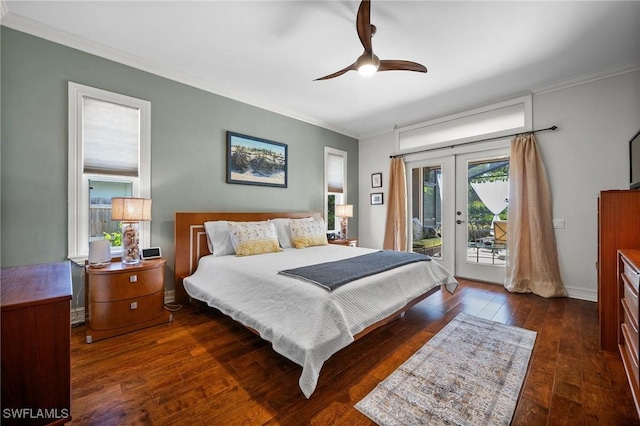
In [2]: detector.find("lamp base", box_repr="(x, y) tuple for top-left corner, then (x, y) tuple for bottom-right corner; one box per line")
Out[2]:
(340, 217), (348, 239)
(121, 222), (141, 264)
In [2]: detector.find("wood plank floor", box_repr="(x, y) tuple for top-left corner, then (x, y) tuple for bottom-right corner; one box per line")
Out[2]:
(69, 279), (639, 425)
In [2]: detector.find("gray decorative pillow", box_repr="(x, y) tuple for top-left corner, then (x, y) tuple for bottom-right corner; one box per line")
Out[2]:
(424, 226), (438, 239)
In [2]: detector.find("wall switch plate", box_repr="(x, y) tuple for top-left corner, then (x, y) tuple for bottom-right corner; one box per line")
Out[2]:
(553, 219), (565, 229)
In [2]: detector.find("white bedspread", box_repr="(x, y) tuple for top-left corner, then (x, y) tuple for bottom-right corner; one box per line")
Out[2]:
(183, 245), (458, 398)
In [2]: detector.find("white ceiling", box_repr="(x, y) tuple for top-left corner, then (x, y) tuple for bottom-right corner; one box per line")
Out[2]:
(3, 1), (640, 138)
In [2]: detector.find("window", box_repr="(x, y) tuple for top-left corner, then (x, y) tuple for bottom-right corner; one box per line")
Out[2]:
(68, 83), (151, 263)
(411, 166), (443, 258)
(324, 147), (347, 233)
(397, 95), (532, 152)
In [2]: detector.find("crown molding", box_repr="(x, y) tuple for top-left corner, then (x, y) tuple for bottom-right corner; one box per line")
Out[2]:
(532, 60), (640, 95)
(0, 1), (8, 19)
(361, 62), (640, 140)
(1, 12), (358, 139)
(358, 126), (397, 141)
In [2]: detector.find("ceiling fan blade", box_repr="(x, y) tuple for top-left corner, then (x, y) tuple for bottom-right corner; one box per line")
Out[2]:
(378, 60), (428, 73)
(356, 0), (373, 53)
(314, 63), (357, 81)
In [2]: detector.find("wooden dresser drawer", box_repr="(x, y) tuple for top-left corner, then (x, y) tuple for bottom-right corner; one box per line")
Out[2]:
(623, 297), (639, 355)
(625, 275), (640, 324)
(623, 257), (640, 290)
(622, 321), (640, 382)
(618, 249), (640, 418)
(89, 290), (165, 330)
(89, 266), (163, 302)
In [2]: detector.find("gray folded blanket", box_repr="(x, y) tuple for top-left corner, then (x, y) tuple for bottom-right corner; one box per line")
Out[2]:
(279, 250), (431, 291)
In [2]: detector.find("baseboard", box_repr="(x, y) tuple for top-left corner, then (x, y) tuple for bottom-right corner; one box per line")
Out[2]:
(71, 307), (85, 326)
(564, 285), (597, 302)
(164, 289), (175, 304)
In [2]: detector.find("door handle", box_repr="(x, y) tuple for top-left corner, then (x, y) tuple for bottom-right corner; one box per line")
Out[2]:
(456, 219), (464, 224)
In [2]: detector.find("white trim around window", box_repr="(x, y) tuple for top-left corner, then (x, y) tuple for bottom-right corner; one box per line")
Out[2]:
(324, 147), (348, 231)
(68, 82), (151, 264)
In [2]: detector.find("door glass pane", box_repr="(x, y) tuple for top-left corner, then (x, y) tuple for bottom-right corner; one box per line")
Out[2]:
(411, 166), (442, 258)
(89, 180), (132, 246)
(466, 158), (509, 265)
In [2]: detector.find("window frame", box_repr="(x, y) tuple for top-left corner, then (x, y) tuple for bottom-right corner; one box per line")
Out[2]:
(324, 147), (348, 233)
(68, 82), (151, 264)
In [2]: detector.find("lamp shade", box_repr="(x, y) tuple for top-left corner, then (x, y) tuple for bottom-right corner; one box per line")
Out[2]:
(335, 204), (353, 218)
(111, 197), (152, 222)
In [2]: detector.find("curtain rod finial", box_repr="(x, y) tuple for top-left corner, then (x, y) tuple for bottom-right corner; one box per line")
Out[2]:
(550, 125), (558, 130)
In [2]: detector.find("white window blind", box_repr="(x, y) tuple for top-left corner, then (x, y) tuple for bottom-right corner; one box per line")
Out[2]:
(327, 152), (344, 193)
(83, 97), (140, 176)
(397, 95), (532, 152)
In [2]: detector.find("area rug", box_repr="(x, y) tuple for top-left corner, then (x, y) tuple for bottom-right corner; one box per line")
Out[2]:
(355, 312), (536, 426)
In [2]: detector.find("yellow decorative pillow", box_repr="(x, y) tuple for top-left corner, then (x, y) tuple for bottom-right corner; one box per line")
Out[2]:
(227, 221), (282, 256)
(290, 219), (328, 249)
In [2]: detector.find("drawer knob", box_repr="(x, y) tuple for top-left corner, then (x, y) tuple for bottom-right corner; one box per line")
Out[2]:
(129, 275), (138, 283)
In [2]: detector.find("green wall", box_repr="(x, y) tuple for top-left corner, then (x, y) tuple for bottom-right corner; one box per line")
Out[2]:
(0, 27), (358, 301)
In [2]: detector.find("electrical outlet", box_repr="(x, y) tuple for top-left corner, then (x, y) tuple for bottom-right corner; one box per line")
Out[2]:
(552, 219), (565, 229)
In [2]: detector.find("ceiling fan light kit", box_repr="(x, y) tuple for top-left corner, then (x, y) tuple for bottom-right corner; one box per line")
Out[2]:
(357, 53), (380, 76)
(315, 0), (427, 81)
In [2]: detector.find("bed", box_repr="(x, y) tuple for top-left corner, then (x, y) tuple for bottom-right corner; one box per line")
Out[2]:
(174, 212), (458, 398)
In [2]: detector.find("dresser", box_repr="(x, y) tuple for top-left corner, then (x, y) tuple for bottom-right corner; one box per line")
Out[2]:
(1, 262), (72, 425)
(619, 249), (640, 417)
(85, 258), (171, 343)
(598, 190), (640, 352)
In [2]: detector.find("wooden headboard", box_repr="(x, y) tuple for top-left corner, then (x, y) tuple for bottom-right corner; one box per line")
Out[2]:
(174, 212), (321, 303)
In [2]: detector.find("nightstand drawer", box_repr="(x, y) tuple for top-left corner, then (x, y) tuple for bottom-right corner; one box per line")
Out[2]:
(89, 291), (165, 330)
(89, 266), (163, 302)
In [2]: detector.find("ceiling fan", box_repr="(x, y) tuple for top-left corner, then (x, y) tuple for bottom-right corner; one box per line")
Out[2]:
(314, 0), (427, 81)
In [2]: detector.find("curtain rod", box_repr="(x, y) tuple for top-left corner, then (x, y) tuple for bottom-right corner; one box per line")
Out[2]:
(389, 125), (558, 158)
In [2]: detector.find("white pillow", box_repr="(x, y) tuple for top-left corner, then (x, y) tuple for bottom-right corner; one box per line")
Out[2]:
(227, 221), (282, 256)
(203, 221), (236, 257)
(269, 217), (315, 249)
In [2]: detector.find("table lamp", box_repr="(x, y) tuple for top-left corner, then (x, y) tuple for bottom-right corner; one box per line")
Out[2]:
(110, 197), (152, 264)
(335, 204), (353, 239)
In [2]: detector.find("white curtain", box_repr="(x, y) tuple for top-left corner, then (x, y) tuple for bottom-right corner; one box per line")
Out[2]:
(471, 180), (509, 222)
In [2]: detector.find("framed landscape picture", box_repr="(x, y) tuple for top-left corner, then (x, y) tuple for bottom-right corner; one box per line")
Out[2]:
(227, 131), (288, 188)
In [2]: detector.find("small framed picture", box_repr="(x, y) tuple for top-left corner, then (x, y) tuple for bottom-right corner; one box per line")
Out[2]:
(371, 172), (382, 188)
(370, 192), (384, 205)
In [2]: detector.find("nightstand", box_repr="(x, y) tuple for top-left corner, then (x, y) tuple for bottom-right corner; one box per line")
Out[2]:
(85, 258), (171, 343)
(328, 238), (358, 247)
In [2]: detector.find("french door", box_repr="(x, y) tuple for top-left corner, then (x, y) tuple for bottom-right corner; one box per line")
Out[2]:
(408, 147), (510, 284)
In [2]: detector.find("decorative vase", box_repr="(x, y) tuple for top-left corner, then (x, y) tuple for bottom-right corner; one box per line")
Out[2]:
(121, 222), (141, 264)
